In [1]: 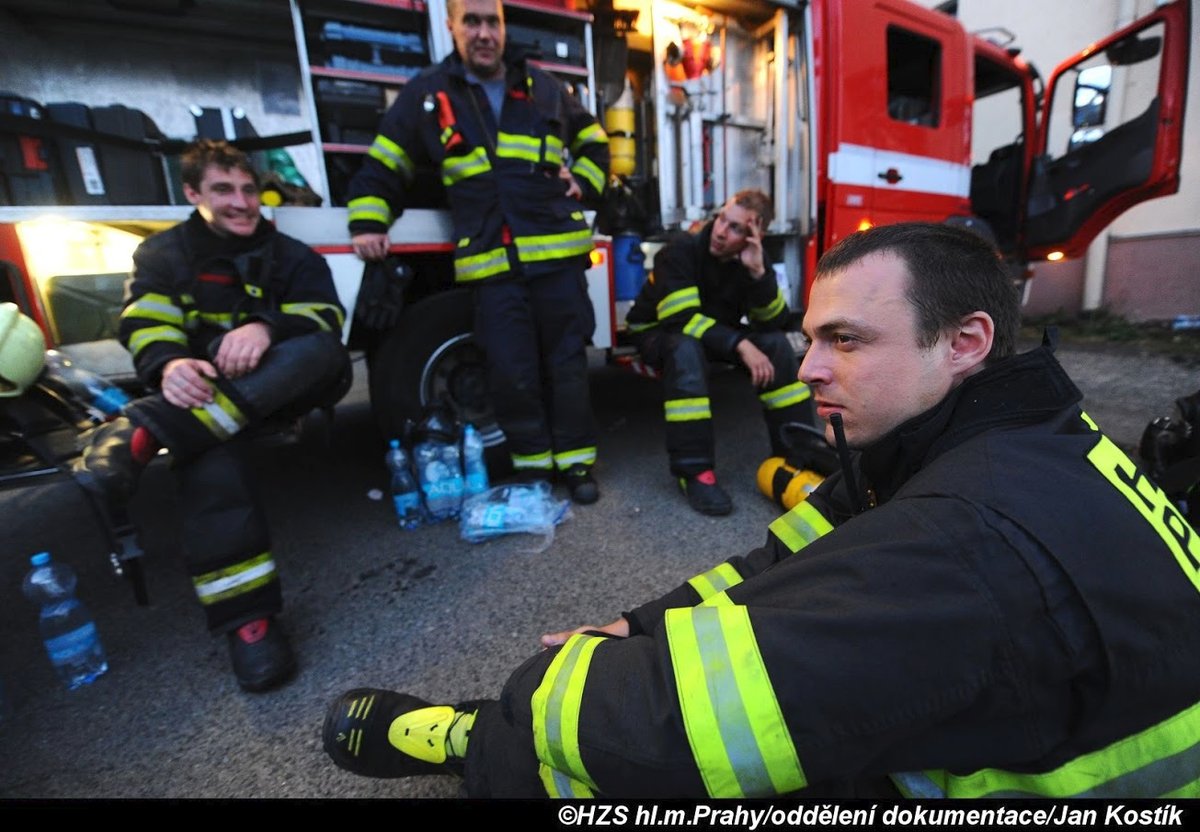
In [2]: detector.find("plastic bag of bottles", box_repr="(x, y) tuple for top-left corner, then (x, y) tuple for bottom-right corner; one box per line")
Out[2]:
(459, 481), (571, 552)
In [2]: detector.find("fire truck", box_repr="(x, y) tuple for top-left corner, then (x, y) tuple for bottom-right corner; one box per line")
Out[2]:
(0, 0), (1189, 454)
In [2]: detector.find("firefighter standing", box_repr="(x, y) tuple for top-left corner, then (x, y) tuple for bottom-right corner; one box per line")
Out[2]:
(76, 140), (350, 692)
(625, 190), (814, 515)
(345, 0), (609, 503)
(320, 224), (1200, 797)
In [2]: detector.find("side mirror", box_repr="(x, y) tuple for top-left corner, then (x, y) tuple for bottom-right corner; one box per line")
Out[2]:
(1106, 34), (1161, 67)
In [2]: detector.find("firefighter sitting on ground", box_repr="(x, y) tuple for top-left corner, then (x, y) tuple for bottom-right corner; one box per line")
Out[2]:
(75, 140), (350, 692)
(625, 189), (815, 515)
(320, 223), (1200, 797)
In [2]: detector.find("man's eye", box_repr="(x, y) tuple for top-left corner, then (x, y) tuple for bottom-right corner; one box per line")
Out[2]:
(833, 333), (858, 346)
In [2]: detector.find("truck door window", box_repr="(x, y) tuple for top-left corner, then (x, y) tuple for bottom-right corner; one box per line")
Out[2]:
(887, 26), (942, 127)
(1044, 23), (1163, 160)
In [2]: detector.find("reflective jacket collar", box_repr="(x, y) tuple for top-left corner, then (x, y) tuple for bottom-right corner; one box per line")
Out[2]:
(858, 345), (1083, 505)
(441, 49), (530, 89)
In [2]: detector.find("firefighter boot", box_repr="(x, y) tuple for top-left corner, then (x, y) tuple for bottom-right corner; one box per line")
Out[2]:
(323, 688), (481, 778)
(228, 617), (297, 693)
(562, 464), (600, 505)
(680, 470), (733, 516)
(72, 416), (160, 504)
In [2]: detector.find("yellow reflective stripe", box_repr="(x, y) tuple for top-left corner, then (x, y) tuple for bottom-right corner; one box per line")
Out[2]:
(687, 562), (743, 601)
(454, 246), (510, 282)
(368, 134), (414, 179)
(554, 447), (597, 469)
(759, 381), (812, 411)
(700, 590), (735, 607)
(665, 397), (711, 422)
(347, 196), (392, 226)
(538, 763), (596, 798)
(122, 294), (183, 325)
(192, 551), (277, 605)
(893, 696), (1200, 798)
(1082, 418), (1200, 595)
(128, 325), (188, 358)
(682, 313), (716, 339)
(768, 501), (834, 553)
(570, 157), (605, 194)
(243, 283), (264, 299)
(280, 302), (345, 333)
(440, 126), (455, 146)
(627, 320), (657, 333)
(189, 384), (247, 441)
(513, 450), (554, 471)
(570, 122), (609, 155)
(198, 311), (234, 330)
(531, 633), (604, 791)
(749, 288), (787, 322)
(496, 131), (541, 163)
(543, 135), (564, 166)
(657, 286), (701, 320)
(515, 228), (594, 264)
(442, 147), (492, 186)
(665, 606), (806, 797)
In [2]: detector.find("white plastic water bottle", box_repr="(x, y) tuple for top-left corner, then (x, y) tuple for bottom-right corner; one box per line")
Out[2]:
(462, 424), (489, 497)
(385, 439), (422, 529)
(42, 350), (130, 422)
(21, 552), (108, 690)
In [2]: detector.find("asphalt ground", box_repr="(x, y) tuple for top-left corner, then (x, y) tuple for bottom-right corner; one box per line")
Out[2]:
(0, 340), (1195, 800)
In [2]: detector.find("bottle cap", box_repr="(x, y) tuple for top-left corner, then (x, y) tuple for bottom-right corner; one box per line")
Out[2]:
(390, 439), (400, 448)
(30, 552), (50, 566)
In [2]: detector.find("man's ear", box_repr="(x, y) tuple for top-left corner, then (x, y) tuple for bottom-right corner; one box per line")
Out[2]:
(949, 311), (994, 378)
(182, 183), (201, 207)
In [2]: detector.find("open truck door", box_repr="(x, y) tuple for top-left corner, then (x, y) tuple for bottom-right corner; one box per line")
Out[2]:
(1023, 0), (1190, 261)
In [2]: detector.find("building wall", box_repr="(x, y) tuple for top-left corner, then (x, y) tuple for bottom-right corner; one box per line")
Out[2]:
(924, 0), (1199, 321)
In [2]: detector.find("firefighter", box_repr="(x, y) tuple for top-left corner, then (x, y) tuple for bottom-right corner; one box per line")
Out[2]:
(74, 140), (349, 692)
(625, 190), (814, 515)
(345, 0), (609, 504)
(320, 223), (1200, 797)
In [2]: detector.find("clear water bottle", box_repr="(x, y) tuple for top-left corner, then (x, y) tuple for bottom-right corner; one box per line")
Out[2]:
(42, 350), (130, 422)
(462, 424), (489, 498)
(386, 439), (422, 530)
(413, 411), (464, 521)
(21, 552), (108, 690)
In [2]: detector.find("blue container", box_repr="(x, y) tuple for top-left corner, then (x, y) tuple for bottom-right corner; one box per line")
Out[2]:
(613, 233), (647, 300)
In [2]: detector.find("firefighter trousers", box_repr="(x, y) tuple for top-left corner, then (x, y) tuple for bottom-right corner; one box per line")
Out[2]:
(634, 329), (813, 477)
(127, 331), (350, 632)
(472, 266), (598, 474)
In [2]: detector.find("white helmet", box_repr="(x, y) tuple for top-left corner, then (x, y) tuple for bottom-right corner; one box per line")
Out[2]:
(0, 302), (47, 398)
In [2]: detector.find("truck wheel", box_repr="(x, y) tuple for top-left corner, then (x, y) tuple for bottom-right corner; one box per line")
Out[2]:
(368, 290), (510, 474)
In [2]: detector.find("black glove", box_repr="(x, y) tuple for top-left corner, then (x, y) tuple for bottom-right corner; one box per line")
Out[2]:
(354, 257), (413, 330)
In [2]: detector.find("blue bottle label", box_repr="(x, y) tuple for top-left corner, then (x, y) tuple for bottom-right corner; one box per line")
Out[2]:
(44, 622), (99, 665)
(393, 492), (420, 515)
(424, 477), (463, 499)
(94, 387), (131, 416)
(480, 504), (507, 529)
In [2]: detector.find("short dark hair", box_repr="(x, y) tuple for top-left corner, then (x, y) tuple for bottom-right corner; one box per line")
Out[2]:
(731, 189), (773, 229)
(815, 222), (1020, 363)
(180, 139), (258, 191)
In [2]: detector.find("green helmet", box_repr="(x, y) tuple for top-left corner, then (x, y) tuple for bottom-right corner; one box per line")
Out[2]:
(0, 302), (46, 398)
